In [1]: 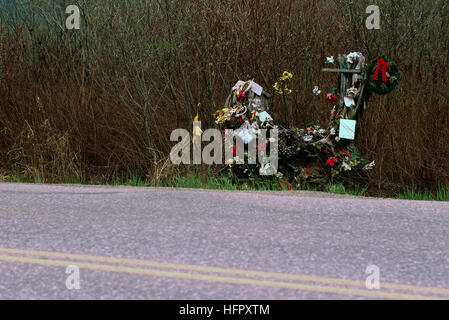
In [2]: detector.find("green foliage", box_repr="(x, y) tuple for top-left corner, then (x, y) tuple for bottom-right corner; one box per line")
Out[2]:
(173, 171), (280, 191)
(327, 181), (368, 196)
(398, 184), (449, 202)
(365, 56), (401, 95)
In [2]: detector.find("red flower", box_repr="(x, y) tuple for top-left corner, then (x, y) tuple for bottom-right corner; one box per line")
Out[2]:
(326, 157), (338, 167)
(237, 91), (246, 101)
(340, 152), (351, 157)
(322, 149), (329, 154)
(305, 168), (312, 176)
(238, 117), (244, 123)
(326, 93), (338, 103)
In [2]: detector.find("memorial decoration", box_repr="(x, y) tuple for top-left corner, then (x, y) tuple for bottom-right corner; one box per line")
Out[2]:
(212, 52), (400, 187)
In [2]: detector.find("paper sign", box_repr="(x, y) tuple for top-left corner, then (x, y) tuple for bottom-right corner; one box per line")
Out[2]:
(251, 82), (263, 96)
(259, 111), (273, 123)
(232, 81), (245, 90)
(339, 119), (356, 140)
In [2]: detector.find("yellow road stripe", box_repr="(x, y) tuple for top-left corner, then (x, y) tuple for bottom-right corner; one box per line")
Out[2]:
(1, 247), (448, 296)
(0, 254), (444, 300)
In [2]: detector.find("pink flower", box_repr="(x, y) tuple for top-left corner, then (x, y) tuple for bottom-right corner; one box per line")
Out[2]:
(237, 91), (246, 101)
(326, 93), (338, 103)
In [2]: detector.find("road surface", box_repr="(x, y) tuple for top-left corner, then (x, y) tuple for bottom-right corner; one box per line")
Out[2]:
(0, 183), (448, 300)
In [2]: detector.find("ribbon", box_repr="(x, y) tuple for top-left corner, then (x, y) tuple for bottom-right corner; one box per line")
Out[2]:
(372, 58), (390, 83)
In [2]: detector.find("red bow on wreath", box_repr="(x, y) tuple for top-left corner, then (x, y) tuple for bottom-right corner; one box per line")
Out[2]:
(372, 57), (390, 83)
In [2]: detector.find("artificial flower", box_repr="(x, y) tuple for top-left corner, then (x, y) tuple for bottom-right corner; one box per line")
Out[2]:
(342, 161), (352, 171)
(304, 135), (313, 142)
(363, 161), (376, 170)
(346, 52), (359, 64)
(326, 157), (338, 167)
(282, 71), (293, 79)
(326, 93), (338, 103)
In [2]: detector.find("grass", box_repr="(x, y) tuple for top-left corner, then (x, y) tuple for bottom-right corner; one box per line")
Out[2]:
(173, 171), (279, 191)
(1, 168), (448, 201)
(327, 181), (368, 197)
(397, 184), (449, 202)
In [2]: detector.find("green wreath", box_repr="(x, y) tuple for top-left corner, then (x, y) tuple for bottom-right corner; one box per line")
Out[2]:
(365, 56), (401, 95)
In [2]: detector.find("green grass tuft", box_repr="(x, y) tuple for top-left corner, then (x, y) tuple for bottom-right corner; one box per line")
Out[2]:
(397, 184), (449, 202)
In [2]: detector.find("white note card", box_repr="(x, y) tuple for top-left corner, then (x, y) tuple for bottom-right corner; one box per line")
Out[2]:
(339, 119), (356, 140)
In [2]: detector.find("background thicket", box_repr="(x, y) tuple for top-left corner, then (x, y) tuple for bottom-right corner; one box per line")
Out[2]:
(0, 0), (448, 195)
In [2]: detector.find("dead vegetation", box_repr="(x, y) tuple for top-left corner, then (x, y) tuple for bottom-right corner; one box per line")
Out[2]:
(0, 0), (448, 195)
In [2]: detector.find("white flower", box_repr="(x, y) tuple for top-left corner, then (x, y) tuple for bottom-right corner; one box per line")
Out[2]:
(335, 136), (341, 142)
(303, 135), (313, 142)
(363, 161), (376, 170)
(326, 56), (335, 64)
(313, 86), (321, 96)
(259, 163), (274, 176)
(318, 129), (326, 135)
(346, 52), (359, 64)
(342, 161), (352, 171)
(330, 128), (336, 136)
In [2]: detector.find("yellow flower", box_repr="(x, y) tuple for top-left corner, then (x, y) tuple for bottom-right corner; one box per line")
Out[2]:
(283, 71), (293, 79)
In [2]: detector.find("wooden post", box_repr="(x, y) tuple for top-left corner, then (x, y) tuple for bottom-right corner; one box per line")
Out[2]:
(320, 68), (362, 96)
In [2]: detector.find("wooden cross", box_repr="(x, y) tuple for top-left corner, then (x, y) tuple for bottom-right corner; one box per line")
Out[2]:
(321, 56), (362, 96)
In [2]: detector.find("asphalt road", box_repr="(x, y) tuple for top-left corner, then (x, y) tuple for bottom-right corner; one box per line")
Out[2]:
(0, 183), (448, 300)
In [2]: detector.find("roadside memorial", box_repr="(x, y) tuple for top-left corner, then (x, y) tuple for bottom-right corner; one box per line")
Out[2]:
(213, 53), (400, 187)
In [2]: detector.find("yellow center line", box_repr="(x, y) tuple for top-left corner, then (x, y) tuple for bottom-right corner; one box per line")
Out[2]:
(0, 247), (448, 296)
(0, 254), (444, 300)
